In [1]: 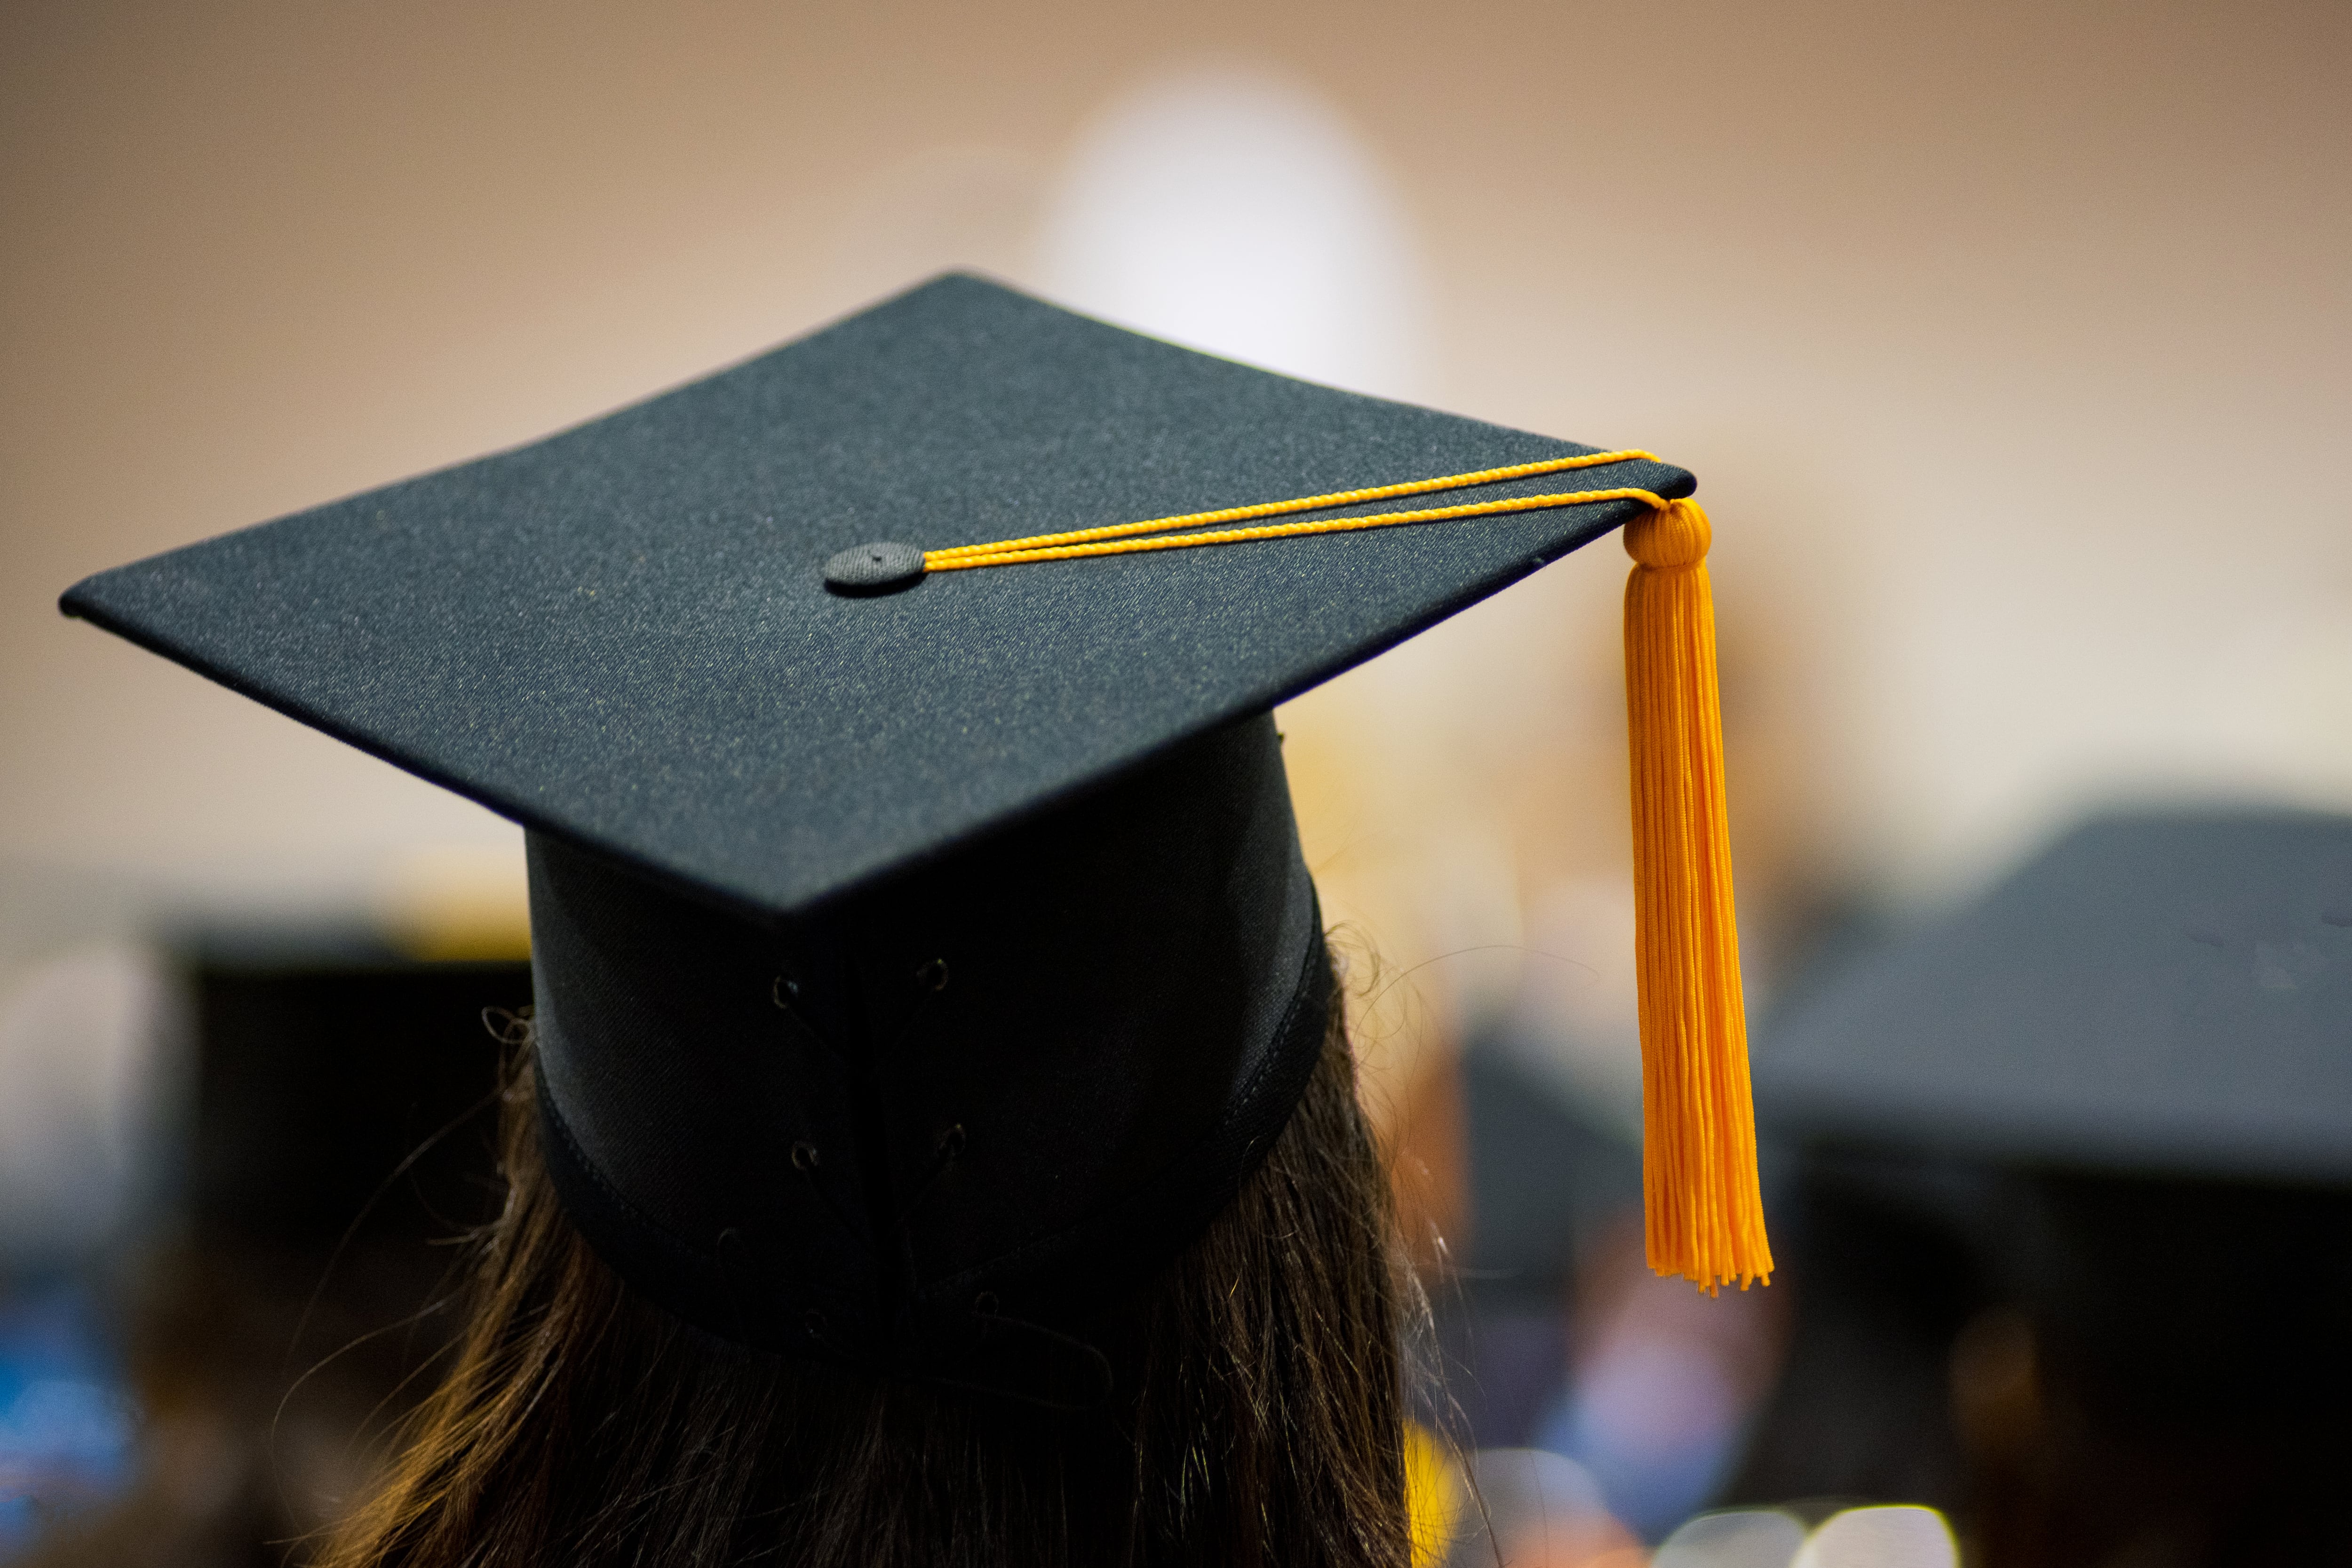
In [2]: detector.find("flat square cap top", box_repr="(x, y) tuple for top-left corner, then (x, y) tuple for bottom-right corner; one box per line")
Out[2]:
(63, 275), (1692, 916)
(1755, 812), (2352, 1181)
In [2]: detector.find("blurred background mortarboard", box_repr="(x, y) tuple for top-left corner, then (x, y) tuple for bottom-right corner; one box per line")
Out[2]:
(1734, 811), (2352, 1564)
(6, 917), (524, 1568)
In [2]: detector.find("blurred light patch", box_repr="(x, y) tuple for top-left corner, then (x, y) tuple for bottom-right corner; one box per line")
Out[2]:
(1792, 1506), (1956, 1568)
(0, 946), (177, 1267)
(1654, 1509), (1808, 1568)
(1037, 64), (1427, 398)
(1533, 1244), (1786, 1543)
(1404, 1421), (1466, 1568)
(1534, 1336), (1746, 1543)
(374, 840), (532, 962)
(0, 1285), (137, 1551)
(1446, 1448), (1639, 1568)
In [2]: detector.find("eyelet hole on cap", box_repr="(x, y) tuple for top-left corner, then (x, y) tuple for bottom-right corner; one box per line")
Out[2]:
(915, 957), (950, 991)
(772, 974), (801, 1009)
(791, 1141), (821, 1171)
(973, 1291), (1000, 1317)
(803, 1309), (829, 1339)
(937, 1124), (967, 1158)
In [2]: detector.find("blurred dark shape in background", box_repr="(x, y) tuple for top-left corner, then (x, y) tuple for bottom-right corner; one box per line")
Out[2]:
(1718, 1147), (1987, 1513)
(1432, 1038), (1641, 1448)
(1726, 1154), (2352, 1564)
(1731, 811), (2352, 1565)
(1425, 1022), (1794, 1545)
(9, 934), (522, 1567)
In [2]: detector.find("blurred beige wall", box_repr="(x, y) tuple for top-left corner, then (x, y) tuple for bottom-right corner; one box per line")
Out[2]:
(4, 0), (2347, 965)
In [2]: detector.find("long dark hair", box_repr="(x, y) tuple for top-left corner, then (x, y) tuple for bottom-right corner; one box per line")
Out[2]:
(317, 986), (1412, 1568)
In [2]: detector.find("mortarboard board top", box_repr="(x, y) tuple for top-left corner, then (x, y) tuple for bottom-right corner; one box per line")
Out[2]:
(61, 273), (1691, 925)
(1753, 809), (2352, 1183)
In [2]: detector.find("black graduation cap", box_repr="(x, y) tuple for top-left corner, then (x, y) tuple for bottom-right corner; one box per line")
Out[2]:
(61, 275), (1727, 1394)
(1745, 810), (2352, 1483)
(1754, 810), (2352, 1180)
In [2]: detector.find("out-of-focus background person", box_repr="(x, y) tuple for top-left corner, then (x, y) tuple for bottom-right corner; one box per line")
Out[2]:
(4, 1), (2346, 1562)
(1739, 812), (2352, 1564)
(2, 927), (525, 1567)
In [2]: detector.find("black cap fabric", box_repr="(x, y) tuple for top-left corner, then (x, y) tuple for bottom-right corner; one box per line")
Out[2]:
(60, 274), (1694, 1389)
(60, 274), (1690, 921)
(1754, 810), (2352, 1182)
(529, 716), (1324, 1392)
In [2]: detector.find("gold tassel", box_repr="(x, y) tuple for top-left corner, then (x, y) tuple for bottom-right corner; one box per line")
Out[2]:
(1622, 499), (1772, 1291)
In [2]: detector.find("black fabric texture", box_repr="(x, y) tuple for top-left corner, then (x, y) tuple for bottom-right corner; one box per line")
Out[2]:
(60, 273), (1691, 923)
(1755, 809), (2352, 1180)
(60, 274), (1698, 1385)
(530, 716), (1329, 1378)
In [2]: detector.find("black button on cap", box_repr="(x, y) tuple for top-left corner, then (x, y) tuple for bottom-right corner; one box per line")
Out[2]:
(824, 541), (926, 593)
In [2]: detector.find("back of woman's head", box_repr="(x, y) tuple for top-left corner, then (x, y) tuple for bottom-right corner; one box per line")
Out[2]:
(319, 996), (1411, 1568)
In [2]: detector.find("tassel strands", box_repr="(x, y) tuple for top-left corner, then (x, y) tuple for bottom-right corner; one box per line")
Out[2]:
(1622, 499), (1772, 1291)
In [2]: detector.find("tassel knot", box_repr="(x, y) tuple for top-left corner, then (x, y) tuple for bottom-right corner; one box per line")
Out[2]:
(1623, 497), (1712, 569)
